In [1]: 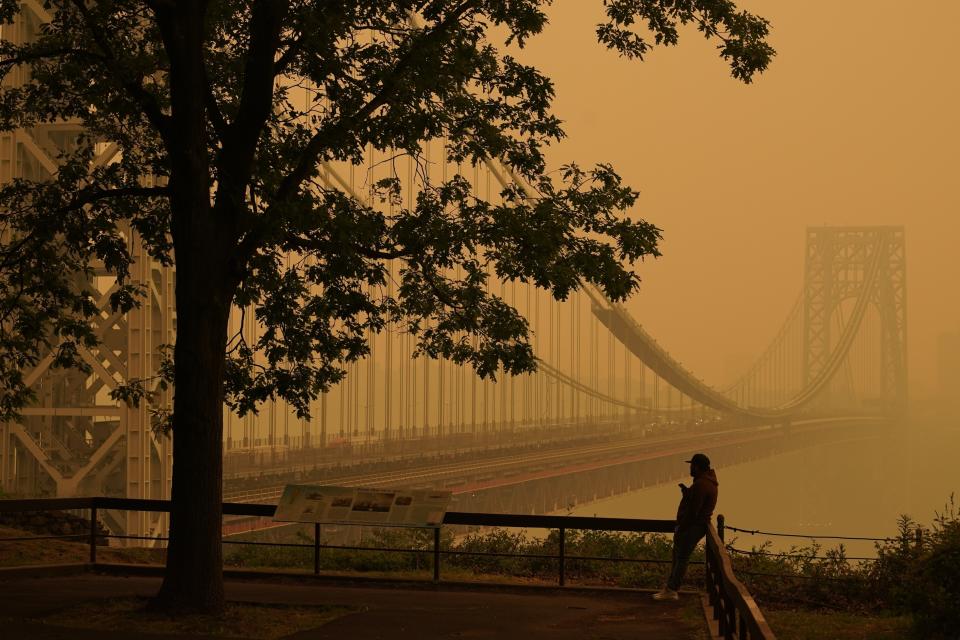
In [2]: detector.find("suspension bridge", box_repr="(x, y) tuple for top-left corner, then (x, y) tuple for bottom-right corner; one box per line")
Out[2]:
(0, 3), (906, 540)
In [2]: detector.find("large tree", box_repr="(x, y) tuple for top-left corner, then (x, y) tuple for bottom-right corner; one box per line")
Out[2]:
(0, 0), (772, 613)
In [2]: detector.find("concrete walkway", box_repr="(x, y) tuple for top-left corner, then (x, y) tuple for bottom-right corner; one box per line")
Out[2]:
(0, 572), (707, 639)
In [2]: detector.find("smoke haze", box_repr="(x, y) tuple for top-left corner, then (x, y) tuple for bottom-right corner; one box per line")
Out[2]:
(516, 0), (960, 399)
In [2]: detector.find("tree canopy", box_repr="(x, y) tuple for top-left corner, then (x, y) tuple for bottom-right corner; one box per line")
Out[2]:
(0, 0), (773, 612)
(0, 0), (773, 422)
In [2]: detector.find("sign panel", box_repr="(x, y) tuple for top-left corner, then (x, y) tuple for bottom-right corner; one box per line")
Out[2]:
(273, 484), (452, 528)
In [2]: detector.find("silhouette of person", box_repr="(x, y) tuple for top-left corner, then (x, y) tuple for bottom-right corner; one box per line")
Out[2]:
(653, 453), (719, 601)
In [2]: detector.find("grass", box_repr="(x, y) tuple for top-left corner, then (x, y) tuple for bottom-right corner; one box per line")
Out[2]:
(221, 526), (685, 591)
(39, 597), (352, 639)
(764, 608), (912, 640)
(0, 525), (164, 566)
(0, 524), (922, 639)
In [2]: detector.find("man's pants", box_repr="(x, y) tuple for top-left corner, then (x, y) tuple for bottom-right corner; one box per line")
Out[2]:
(666, 523), (707, 591)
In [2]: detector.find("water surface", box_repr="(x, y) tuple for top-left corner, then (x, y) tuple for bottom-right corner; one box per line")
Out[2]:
(568, 419), (960, 558)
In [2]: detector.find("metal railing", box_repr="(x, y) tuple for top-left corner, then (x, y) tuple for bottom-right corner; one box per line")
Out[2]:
(706, 515), (777, 639)
(1, 497), (774, 638)
(0, 497), (682, 583)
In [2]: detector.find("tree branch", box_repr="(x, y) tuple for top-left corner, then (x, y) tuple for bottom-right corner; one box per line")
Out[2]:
(274, 31), (307, 75)
(284, 236), (412, 261)
(67, 0), (173, 142)
(72, 185), (171, 206)
(419, 267), (464, 312)
(217, 0), (289, 198)
(0, 47), (106, 72)
(271, 1), (478, 205)
(204, 82), (228, 142)
(0, 184), (166, 275)
(233, 2), (477, 270)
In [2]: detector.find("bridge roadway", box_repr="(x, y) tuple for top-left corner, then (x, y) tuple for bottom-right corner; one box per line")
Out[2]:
(224, 422), (739, 503)
(222, 418), (637, 481)
(223, 417), (885, 519)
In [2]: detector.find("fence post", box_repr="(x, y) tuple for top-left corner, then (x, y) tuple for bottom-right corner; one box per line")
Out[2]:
(433, 526), (441, 583)
(89, 504), (97, 564)
(718, 595), (727, 635)
(558, 527), (566, 587)
(314, 523), (321, 575)
(717, 514), (725, 542)
(915, 528), (923, 551)
(726, 598), (736, 640)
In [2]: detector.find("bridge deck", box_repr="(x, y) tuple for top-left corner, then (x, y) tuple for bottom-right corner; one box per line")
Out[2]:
(0, 572), (707, 639)
(224, 417), (880, 502)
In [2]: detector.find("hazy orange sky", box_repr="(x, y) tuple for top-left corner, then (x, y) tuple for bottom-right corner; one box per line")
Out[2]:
(514, 0), (959, 398)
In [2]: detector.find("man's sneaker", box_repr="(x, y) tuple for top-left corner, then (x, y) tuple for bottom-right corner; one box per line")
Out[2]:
(652, 588), (679, 601)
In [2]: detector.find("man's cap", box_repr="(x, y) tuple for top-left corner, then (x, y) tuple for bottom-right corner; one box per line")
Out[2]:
(685, 453), (711, 468)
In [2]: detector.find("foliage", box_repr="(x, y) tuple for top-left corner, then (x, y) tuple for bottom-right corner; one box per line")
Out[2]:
(0, 0), (774, 608)
(727, 495), (960, 638)
(728, 540), (879, 611)
(0, 0), (774, 424)
(898, 495), (960, 639)
(224, 525), (697, 589)
(225, 497), (960, 635)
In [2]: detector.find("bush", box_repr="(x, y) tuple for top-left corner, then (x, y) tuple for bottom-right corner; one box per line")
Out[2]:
(221, 495), (960, 638)
(730, 540), (878, 611)
(901, 496), (960, 639)
(730, 494), (960, 639)
(449, 528), (687, 587)
(869, 515), (926, 609)
(223, 525), (442, 574)
(224, 525), (682, 587)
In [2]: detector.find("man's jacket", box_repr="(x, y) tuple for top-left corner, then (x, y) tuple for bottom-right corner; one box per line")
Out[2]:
(675, 468), (719, 530)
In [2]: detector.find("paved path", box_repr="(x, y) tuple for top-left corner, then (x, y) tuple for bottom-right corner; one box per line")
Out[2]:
(0, 573), (706, 639)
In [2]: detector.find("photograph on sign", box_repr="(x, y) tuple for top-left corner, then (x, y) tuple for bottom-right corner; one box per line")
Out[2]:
(273, 485), (452, 527)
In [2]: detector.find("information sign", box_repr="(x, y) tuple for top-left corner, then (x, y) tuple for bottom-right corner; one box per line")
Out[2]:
(273, 484), (452, 527)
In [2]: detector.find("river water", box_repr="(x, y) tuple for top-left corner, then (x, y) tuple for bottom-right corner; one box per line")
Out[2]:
(567, 418), (960, 558)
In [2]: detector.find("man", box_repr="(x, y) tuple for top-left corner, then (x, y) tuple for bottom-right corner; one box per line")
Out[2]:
(653, 453), (719, 601)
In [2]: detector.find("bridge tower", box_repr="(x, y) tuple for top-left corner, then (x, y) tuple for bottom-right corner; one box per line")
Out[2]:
(803, 226), (907, 415)
(0, 4), (172, 538)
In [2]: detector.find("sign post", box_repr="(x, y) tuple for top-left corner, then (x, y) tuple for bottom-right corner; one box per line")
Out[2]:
(275, 485), (453, 578)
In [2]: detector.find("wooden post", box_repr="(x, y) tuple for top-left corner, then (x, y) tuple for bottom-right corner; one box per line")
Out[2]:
(717, 514), (725, 542)
(558, 527), (566, 586)
(433, 526), (441, 583)
(718, 596), (727, 636)
(915, 528), (923, 551)
(314, 523), (321, 575)
(727, 599), (736, 640)
(89, 505), (97, 564)
(711, 556), (721, 621)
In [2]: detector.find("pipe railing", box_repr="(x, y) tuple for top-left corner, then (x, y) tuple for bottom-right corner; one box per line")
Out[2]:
(0, 497), (676, 581)
(1, 497), (774, 638)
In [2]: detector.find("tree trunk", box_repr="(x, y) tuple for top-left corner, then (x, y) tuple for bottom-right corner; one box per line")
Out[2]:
(155, 286), (234, 601)
(154, 7), (231, 600)
(155, 260), (233, 613)
(149, 2), (242, 614)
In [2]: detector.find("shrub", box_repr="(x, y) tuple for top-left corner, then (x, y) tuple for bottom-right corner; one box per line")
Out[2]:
(220, 494), (960, 637)
(902, 496), (960, 639)
(730, 494), (960, 638)
(730, 540), (878, 612)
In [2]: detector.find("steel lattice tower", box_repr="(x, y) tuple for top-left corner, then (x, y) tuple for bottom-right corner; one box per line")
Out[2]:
(0, 4), (173, 538)
(803, 226), (907, 415)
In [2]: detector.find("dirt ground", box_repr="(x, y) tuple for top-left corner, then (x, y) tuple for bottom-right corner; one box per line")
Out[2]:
(0, 571), (710, 639)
